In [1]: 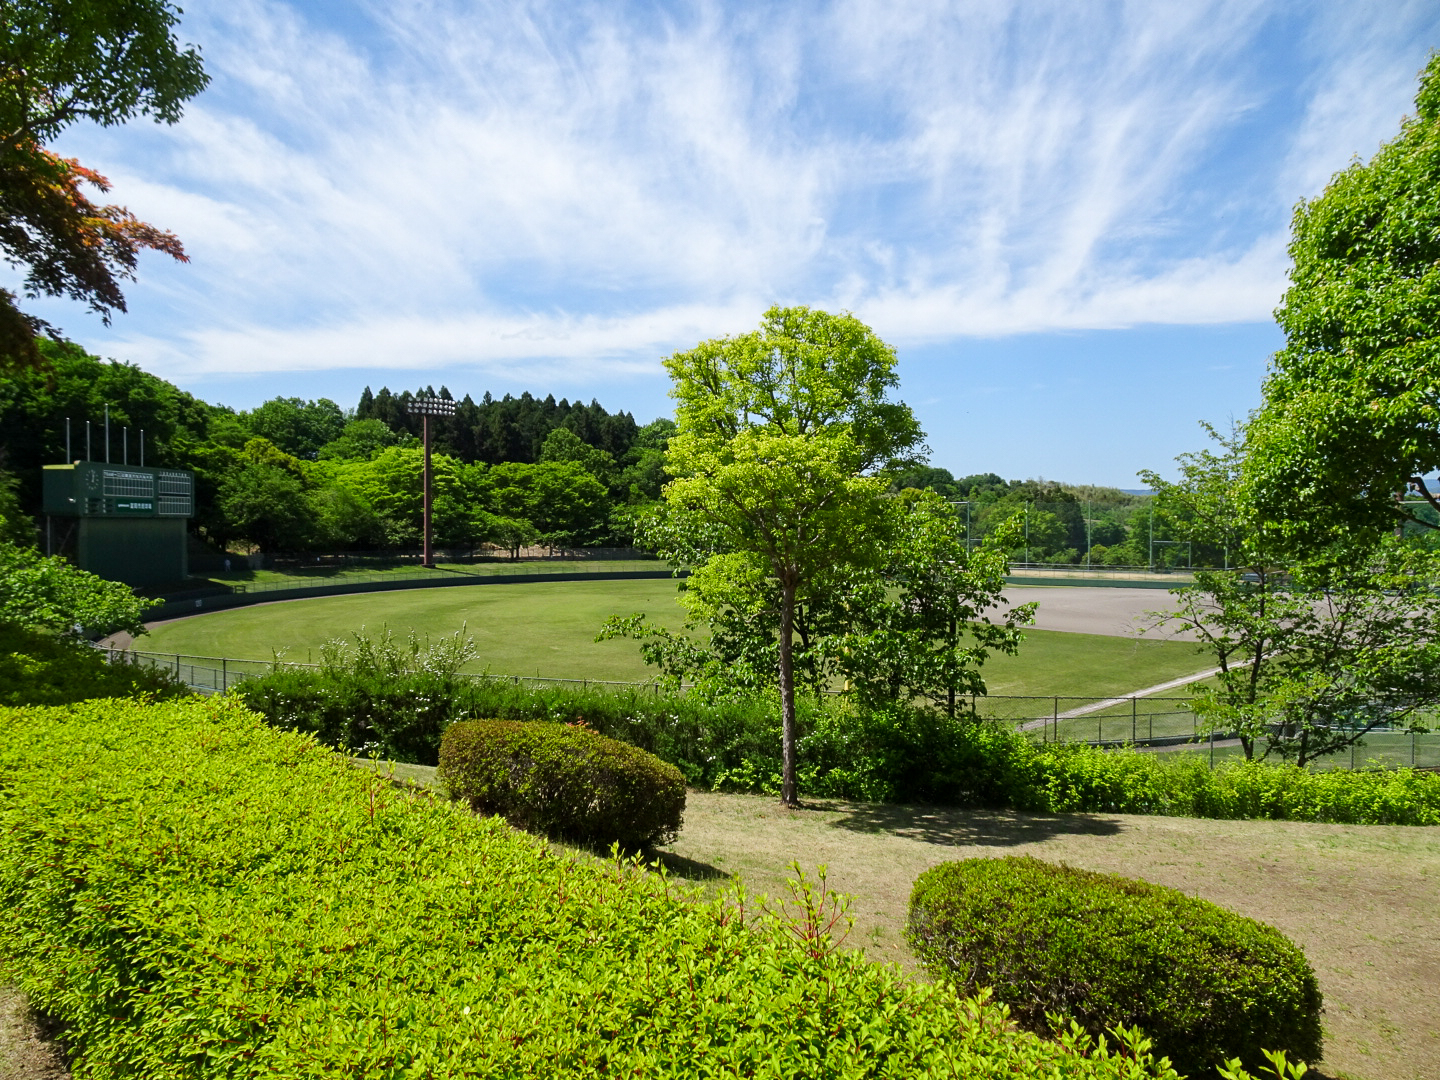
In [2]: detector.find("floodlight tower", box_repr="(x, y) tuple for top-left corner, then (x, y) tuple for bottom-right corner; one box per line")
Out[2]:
(406, 396), (457, 567)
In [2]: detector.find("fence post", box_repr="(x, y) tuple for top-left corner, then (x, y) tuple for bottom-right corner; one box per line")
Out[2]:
(1351, 739), (1356, 770)
(1132, 696), (1137, 744)
(1413, 729), (1418, 767)
(1210, 727), (1215, 768)
(1053, 696), (1059, 743)
(222, 657), (227, 692)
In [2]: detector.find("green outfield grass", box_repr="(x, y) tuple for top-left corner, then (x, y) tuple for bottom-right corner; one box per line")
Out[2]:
(145, 579), (689, 683)
(140, 579), (1214, 696)
(976, 629), (1209, 705)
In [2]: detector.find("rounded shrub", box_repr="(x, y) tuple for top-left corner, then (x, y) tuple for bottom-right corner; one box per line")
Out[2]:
(439, 719), (686, 848)
(906, 856), (1323, 1076)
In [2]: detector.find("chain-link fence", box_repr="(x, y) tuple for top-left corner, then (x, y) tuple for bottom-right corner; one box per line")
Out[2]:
(101, 647), (679, 696)
(103, 646), (1440, 771)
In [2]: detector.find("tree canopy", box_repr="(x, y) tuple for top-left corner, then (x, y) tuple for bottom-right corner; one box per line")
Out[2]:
(0, 0), (207, 373)
(0, 0), (207, 145)
(1245, 53), (1440, 550)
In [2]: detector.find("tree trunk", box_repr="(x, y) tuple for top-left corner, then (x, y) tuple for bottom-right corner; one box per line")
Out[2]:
(779, 579), (799, 806)
(947, 614), (957, 718)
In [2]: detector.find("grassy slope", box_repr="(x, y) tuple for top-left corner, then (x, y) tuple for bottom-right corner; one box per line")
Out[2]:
(142, 579), (1211, 697)
(359, 762), (1440, 1080)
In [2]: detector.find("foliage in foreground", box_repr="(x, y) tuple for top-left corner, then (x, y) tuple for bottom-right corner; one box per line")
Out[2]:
(0, 696), (1195, 1079)
(439, 718), (686, 848)
(0, 538), (152, 636)
(908, 857), (1323, 1077)
(0, 623), (185, 707)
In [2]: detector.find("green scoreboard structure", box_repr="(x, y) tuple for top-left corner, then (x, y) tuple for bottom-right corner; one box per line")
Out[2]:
(43, 462), (195, 587)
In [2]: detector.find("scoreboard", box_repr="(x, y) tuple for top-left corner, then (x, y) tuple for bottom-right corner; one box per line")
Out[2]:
(43, 463), (194, 519)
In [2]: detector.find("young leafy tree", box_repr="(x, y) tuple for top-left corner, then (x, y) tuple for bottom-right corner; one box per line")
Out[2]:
(829, 491), (1032, 716)
(649, 306), (924, 805)
(1245, 54), (1440, 551)
(1144, 427), (1440, 765)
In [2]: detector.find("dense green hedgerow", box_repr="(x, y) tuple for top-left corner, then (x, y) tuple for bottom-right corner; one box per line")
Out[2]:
(231, 663), (1440, 825)
(1029, 740), (1440, 825)
(0, 624), (187, 707)
(907, 856), (1325, 1077)
(0, 697), (1198, 1079)
(440, 719), (686, 848)
(231, 663), (792, 781)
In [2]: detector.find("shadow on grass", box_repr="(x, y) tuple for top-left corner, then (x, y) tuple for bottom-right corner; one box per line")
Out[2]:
(821, 802), (1126, 847)
(648, 850), (729, 881)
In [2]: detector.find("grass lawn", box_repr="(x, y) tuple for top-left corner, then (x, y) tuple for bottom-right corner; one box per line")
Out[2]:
(977, 629), (1209, 708)
(371, 760), (1440, 1080)
(144, 579), (690, 683)
(140, 579), (1212, 697)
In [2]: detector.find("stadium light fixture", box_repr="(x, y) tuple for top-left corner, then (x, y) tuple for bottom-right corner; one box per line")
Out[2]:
(407, 397), (457, 566)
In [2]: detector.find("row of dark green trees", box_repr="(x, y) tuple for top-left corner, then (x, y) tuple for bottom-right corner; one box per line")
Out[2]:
(1, 339), (1188, 563)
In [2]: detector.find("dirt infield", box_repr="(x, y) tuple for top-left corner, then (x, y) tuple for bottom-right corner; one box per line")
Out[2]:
(1002, 586), (1194, 639)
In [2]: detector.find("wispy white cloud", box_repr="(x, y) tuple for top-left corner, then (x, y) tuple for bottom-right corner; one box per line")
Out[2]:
(38, 0), (1440, 385)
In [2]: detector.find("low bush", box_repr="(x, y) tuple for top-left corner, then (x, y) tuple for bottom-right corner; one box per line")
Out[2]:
(798, 703), (1037, 805)
(907, 856), (1324, 1077)
(0, 696), (1196, 1078)
(0, 624), (187, 707)
(440, 719), (686, 848)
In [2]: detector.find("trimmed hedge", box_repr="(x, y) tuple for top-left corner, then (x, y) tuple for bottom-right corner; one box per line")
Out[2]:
(440, 719), (686, 848)
(0, 697), (1195, 1079)
(907, 856), (1324, 1077)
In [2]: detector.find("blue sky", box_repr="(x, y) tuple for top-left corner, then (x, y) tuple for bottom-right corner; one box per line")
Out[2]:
(23, 0), (1440, 486)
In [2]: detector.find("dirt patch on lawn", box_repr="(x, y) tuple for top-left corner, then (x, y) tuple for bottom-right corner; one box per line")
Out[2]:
(0, 988), (68, 1080)
(656, 792), (1440, 1080)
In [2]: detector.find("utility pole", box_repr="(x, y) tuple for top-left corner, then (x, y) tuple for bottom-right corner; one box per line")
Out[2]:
(407, 396), (456, 567)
